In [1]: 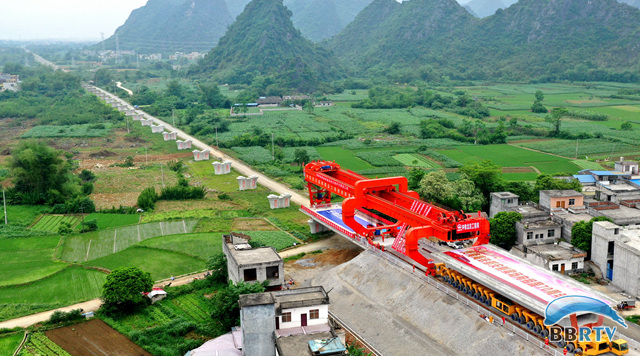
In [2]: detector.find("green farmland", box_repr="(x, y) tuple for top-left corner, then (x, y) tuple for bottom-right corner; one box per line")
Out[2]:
(21, 123), (113, 138)
(31, 215), (81, 232)
(439, 144), (580, 174)
(79, 213), (140, 230)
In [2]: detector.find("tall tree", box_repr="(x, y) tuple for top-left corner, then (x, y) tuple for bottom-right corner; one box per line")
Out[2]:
(459, 160), (502, 209)
(571, 216), (612, 255)
(489, 212), (522, 250)
(211, 281), (266, 330)
(101, 267), (153, 315)
(534, 90), (544, 102)
(546, 107), (568, 136)
(8, 141), (78, 205)
(293, 148), (310, 167)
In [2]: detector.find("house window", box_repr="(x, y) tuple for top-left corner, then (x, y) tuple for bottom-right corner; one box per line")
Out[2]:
(572, 262), (578, 270)
(243, 268), (257, 282)
(282, 312), (291, 323)
(614, 228), (620, 235)
(527, 232), (533, 240)
(310, 309), (319, 319)
(266, 266), (279, 279)
(507, 199), (513, 204)
(552, 264), (559, 271)
(569, 199), (576, 206)
(548, 229), (555, 238)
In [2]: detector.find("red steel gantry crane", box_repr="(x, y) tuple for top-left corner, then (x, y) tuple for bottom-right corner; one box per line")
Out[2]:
(304, 160), (490, 266)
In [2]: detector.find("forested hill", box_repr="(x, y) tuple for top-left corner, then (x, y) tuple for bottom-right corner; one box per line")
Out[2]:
(284, 0), (373, 41)
(189, 0), (343, 93)
(328, 0), (474, 72)
(460, 0), (640, 81)
(329, 0), (640, 82)
(99, 0), (233, 53)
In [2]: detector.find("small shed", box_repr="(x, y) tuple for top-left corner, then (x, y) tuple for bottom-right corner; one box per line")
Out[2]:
(144, 288), (167, 304)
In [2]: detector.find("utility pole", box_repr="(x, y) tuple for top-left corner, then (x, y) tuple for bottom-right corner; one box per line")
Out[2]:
(161, 163), (165, 188)
(3, 189), (7, 225)
(215, 126), (219, 148)
(272, 133), (275, 161)
(126, 115), (130, 134)
(172, 109), (176, 127)
(575, 139), (579, 159)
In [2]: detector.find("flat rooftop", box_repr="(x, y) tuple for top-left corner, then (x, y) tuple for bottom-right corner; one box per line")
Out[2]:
(492, 192), (519, 198)
(598, 182), (640, 192)
(598, 205), (640, 222)
(227, 245), (282, 266)
(274, 287), (329, 310)
(276, 331), (336, 356)
(590, 171), (630, 176)
(526, 243), (586, 261)
(541, 190), (583, 198)
(522, 219), (561, 229)
(240, 287), (329, 309)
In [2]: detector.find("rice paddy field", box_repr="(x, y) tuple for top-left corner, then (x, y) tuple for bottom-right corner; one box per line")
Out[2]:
(78, 213), (140, 230)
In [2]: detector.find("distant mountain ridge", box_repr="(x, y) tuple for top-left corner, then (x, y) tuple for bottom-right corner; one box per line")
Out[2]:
(284, 0), (374, 41)
(329, 0), (640, 81)
(99, 0), (232, 53)
(190, 0), (343, 92)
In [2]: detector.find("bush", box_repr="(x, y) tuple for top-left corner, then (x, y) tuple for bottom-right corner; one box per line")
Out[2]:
(46, 309), (84, 325)
(82, 182), (94, 195)
(81, 218), (98, 232)
(58, 221), (72, 235)
(218, 193), (232, 200)
(531, 101), (548, 113)
(137, 187), (158, 211)
(51, 196), (96, 214)
(79, 169), (96, 182)
(159, 185), (206, 200)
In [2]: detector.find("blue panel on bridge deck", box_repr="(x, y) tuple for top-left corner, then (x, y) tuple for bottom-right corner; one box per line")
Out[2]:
(315, 208), (381, 233)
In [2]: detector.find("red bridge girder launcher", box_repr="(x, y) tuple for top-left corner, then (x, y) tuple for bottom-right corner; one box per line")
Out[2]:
(304, 160), (491, 266)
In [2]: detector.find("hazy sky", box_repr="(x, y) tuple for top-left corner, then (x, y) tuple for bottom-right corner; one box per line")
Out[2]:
(0, 0), (148, 41)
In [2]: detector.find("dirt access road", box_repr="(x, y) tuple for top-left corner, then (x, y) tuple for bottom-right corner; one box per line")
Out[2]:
(87, 84), (309, 207)
(0, 273), (200, 329)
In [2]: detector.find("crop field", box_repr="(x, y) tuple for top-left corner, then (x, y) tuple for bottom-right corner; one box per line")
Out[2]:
(240, 230), (299, 250)
(61, 220), (197, 262)
(0, 333), (23, 355)
(512, 139), (637, 158)
(0, 266), (106, 319)
(31, 215), (81, 232)
(571, 160), (606, 171)
(101, 291), (217, 356)
(79, 213), (140, 230)
(21, 123), (112, 138)
(139, 233), (222, 260)
(438, 144), (579, 174)
(45, 319), (152, 356)
(316, 146), (374, 171)
(87, 247), (205, 280)
(6, 205), (50, 226)
(393, 153), (441, 168)
(19, 332), (70, 356)
(502, 172), (539, 181)
(0, 235), (67, 286)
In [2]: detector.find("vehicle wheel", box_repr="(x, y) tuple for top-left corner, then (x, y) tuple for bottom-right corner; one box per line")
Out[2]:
(462, 287), (468, 294)
(526, 321), (534, 329)
(566, 343), (575, 352)
(533, 325), (542, 334)
(485, 300), (491, 306)
(575, 347), (582, 354)
(511, 313), (519, 321)
(540, 329), (549, 338)
(556, 340), (566, 348)
(519, 316), (526, 324)
(479, 296), (486, 304)
(474, 292), (481, 300)
(467, 289), (474, 296)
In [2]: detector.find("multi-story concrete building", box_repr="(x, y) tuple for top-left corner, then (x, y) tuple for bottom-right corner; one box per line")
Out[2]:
(592, 221), (640, 296)
(222, 233), (284, 290)
(516, 219), (562, 246)
(539, 190), (584, 211)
